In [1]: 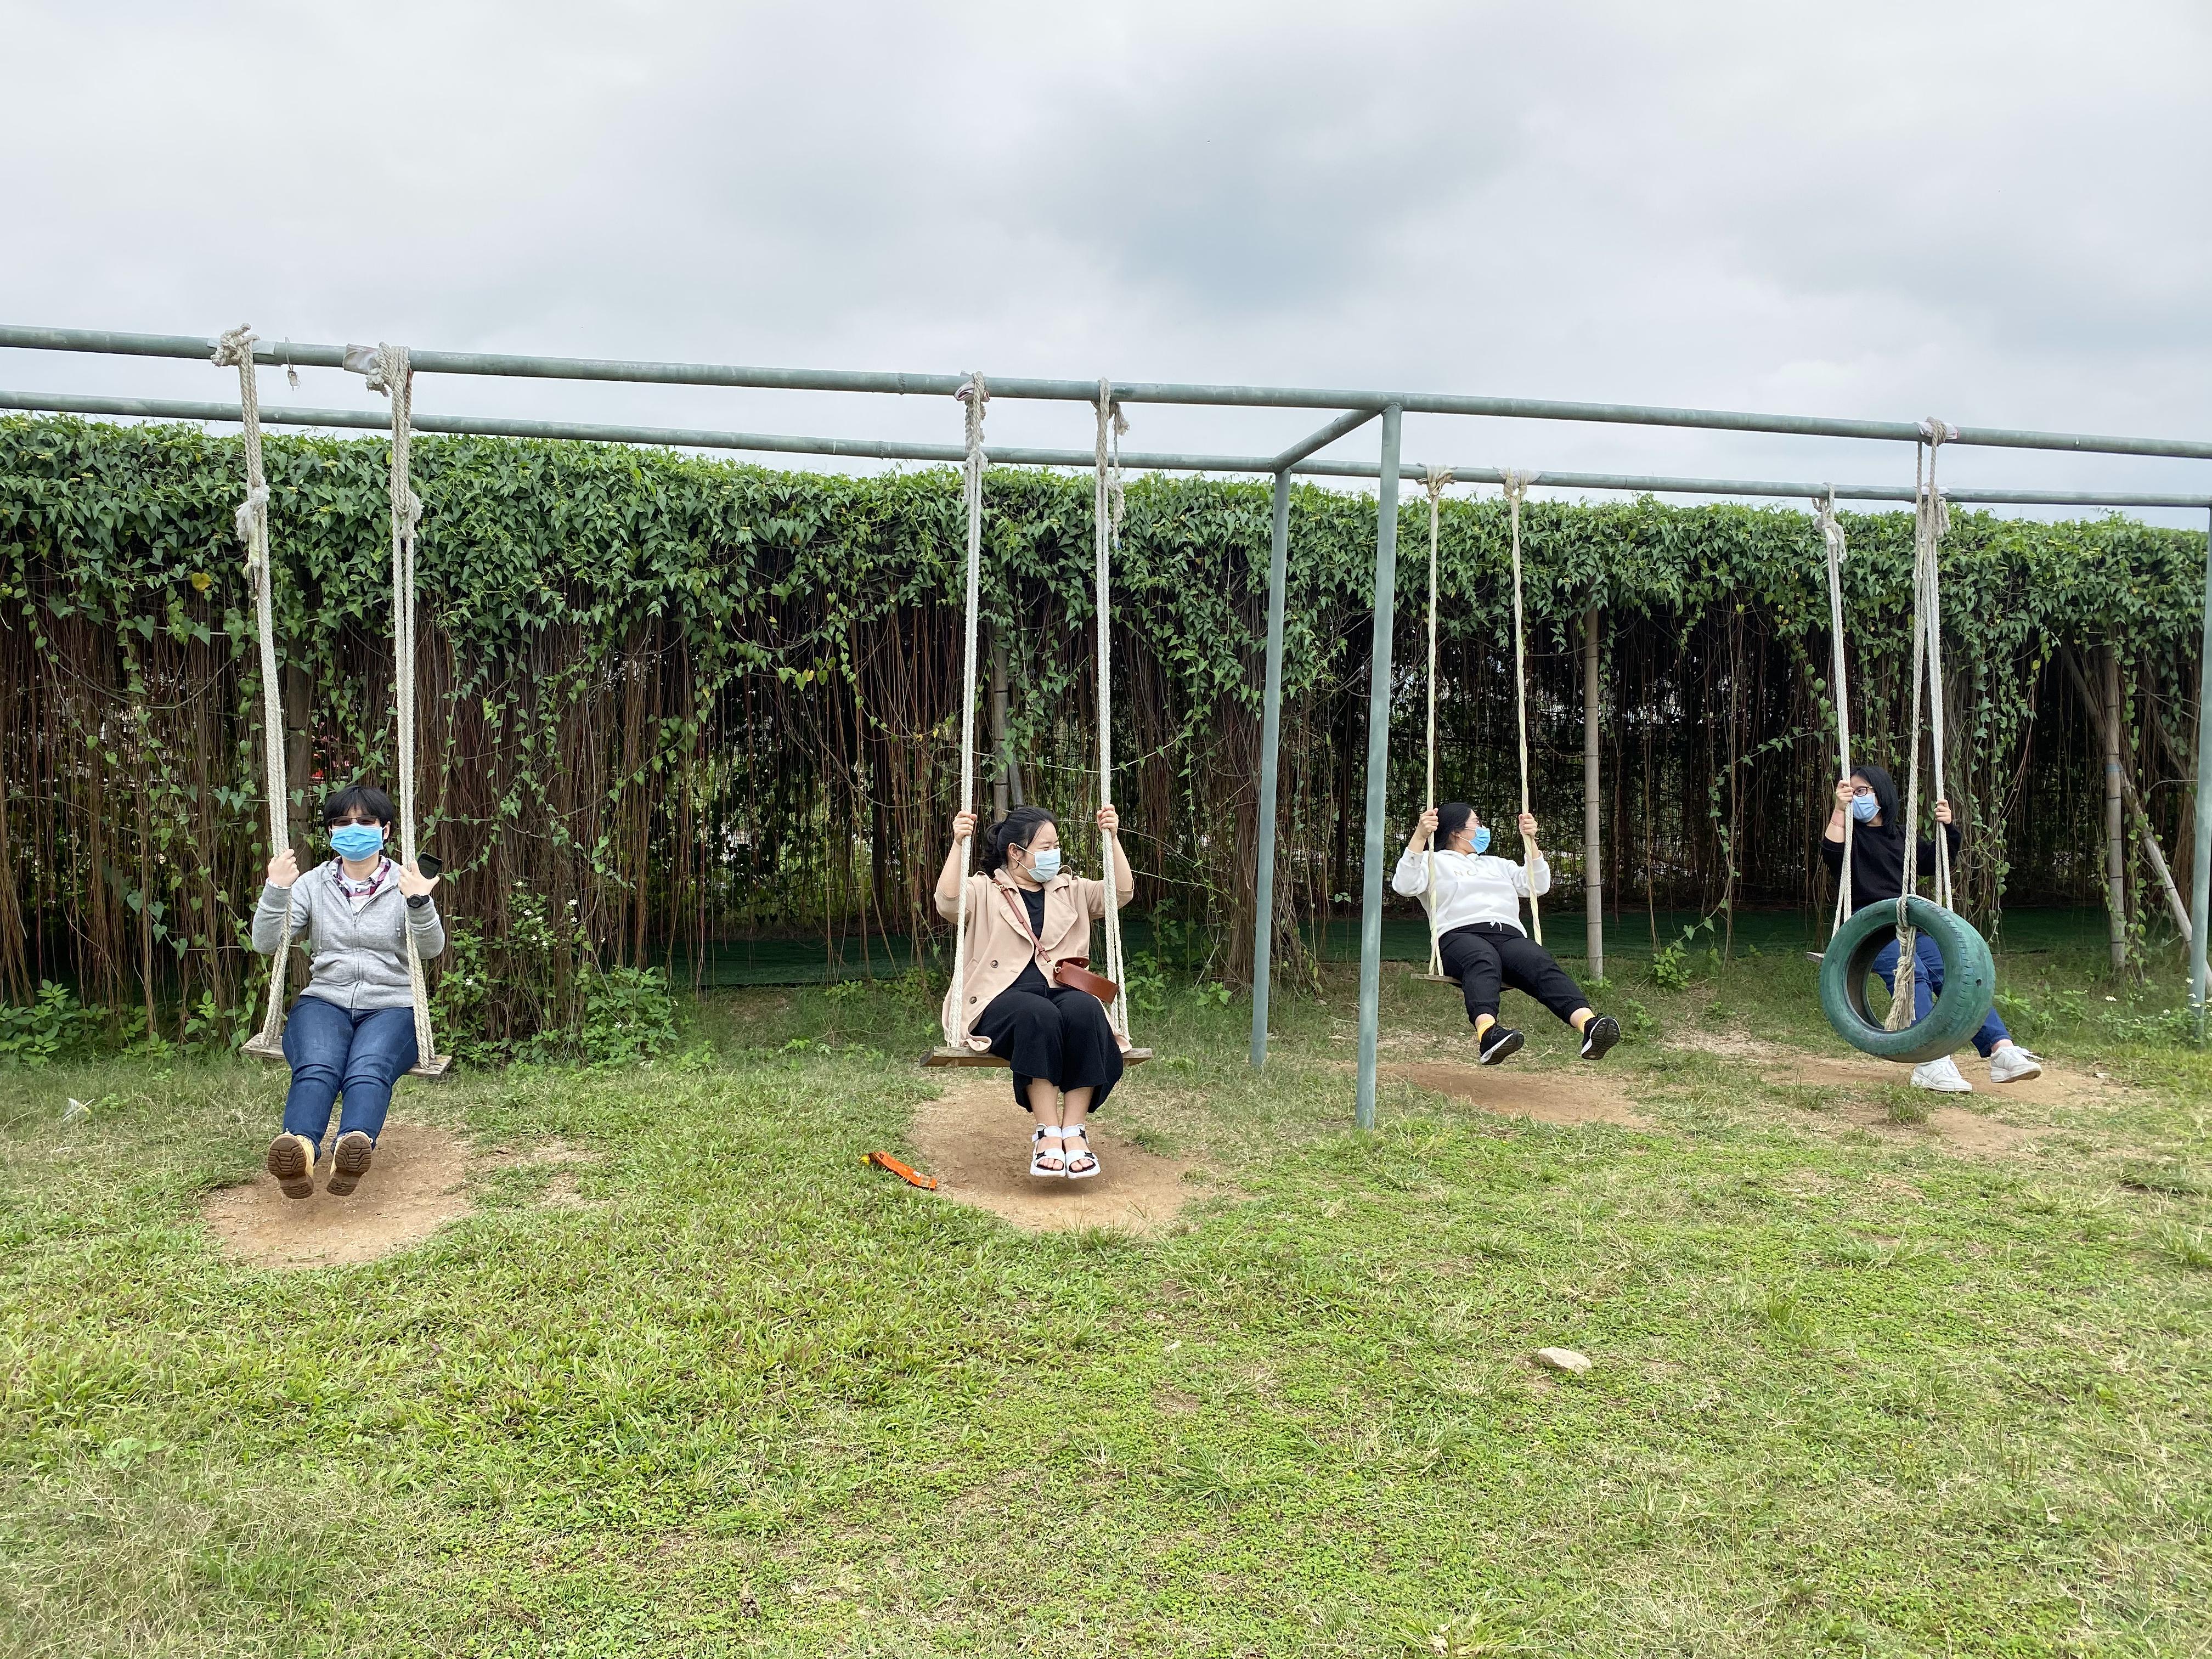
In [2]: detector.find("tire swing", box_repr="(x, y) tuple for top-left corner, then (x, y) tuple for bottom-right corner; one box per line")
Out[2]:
(1815, 430), (1996, 1064)
(236, 333), (449, 1079)
(1413, 469), (1547, 988)
(921, 376), (1151, 1069)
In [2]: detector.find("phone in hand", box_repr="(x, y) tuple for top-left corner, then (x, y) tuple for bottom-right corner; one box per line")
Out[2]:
(414, 852), (443, 879)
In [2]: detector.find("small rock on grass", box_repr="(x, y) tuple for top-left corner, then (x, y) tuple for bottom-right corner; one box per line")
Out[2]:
(1533, 1346), (1592, 1376)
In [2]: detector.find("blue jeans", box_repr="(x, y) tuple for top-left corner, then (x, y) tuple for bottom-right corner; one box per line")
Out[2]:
(1872, 933), (2011, 1059)
(281, 996), (417, 1152)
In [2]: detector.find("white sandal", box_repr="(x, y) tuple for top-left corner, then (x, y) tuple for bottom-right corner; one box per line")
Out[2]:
(1030, 1124), (1066, 1178)
(1062, 1124), (1100, 1180)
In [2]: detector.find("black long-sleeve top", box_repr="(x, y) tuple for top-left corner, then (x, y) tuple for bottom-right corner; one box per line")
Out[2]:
(1821, 819), (1962, 909)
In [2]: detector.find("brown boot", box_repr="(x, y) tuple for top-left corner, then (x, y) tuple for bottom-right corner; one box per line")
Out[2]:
(266, 1133), (318, 1200)
(326, 1131), (375, 1198)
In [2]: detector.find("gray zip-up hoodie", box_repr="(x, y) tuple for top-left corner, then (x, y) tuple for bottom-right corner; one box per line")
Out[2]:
(252, 861), (447, 1013)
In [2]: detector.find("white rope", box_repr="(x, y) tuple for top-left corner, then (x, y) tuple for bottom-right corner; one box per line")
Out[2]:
(346, 343), (438, 1067)
(1094, 380), (1132, 1040)
(1888, 418), (1957, 1031)
(1815, 490), (1854, 938)
(944, 373), (989, 1047)
(1502, 470), (1542, 944)
(216, 327), (292, 1051)
(1422, 469), (1453, 976)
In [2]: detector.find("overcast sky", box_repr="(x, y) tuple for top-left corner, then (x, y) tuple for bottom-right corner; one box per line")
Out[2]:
(6, 1), (2210, 523)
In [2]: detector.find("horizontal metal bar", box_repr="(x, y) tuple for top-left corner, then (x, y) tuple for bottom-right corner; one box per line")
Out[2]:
(6, 390), (2208, 510)
(1269, 407), (1379, 473)
(9, 322), (2212, 463)
(0, 390), (1261, 472)
(1300, 457), (2212, 510)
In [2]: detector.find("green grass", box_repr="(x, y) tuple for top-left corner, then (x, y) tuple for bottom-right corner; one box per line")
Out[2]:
(3, 941), (2210, 1656)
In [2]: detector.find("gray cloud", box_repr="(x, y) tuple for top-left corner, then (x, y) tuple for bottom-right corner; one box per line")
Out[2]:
(4, 0), (2209, 520)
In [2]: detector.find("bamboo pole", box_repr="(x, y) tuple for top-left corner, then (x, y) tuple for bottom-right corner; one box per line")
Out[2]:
(1583, 605), (1603, 979)
(2101, 644), (2129, 968)
(2061, 646), (2190, 944)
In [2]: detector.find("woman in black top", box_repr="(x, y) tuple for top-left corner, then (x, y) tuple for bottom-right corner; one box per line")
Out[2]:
(1820, 762), (2041, 1092)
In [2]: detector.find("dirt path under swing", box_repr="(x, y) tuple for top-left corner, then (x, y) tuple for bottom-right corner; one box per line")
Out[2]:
(201, 1127), (595, 1269)
(1389, 1062), (1656, 1130)
(909, 1072), (1199, 1234)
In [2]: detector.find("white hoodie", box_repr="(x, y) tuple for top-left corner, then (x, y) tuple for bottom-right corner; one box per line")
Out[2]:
(1391, 845), (1550, 936)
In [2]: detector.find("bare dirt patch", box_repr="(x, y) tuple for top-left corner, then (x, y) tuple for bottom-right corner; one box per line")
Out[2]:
(1663, 1029), (2119, 1155)
(202, 1124), (476, 1269)
(907, 1073), (1200, 1234)
(202, 1128), (597, 1269)
(1667, 1028), (2120, 1109)
(1390, 1062), (1654, 1130)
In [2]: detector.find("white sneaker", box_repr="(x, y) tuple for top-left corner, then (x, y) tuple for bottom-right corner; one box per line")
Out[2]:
(1910, 1056), (1973, 1094)
(1988, 1046), (2044, 1084)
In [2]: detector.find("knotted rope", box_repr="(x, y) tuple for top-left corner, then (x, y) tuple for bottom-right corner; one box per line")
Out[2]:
(1421, 468), (1453, 977)
(216, 326), (293, 1051)
(1888, 418), (1957, 1030)
(344, 343), (438, 1067)
(1093, 380), (1132, 1041)
(1502, 469), (1542, 943)
(1814, 490), (1854, 936)
(944, 373), (989, 1047)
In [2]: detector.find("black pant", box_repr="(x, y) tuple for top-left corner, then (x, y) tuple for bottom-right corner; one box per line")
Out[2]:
(973, 980), (1124, 1112)
(1437, 923), (1589, 1028)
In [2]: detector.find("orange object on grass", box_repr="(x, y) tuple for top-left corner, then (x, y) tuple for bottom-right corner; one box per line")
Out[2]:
(861, 1150), (938, 1190)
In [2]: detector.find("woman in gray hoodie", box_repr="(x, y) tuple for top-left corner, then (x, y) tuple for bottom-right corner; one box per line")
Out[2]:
(252, 785), (446, 1199)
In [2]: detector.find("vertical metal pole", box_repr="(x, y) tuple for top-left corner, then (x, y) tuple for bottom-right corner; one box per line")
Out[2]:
(1355, 406), (1404, 1131)
(2193, 505), (2212, 1041)
(1583, 604), (1603, 980)
(1250, 471), (1293, 1069)
(2102, 643), (2128, 970)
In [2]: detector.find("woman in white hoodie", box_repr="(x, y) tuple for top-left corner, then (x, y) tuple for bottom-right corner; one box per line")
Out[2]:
(1392, 802), (1621, 1065)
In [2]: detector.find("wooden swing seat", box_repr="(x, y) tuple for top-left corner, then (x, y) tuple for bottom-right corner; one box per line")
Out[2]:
(1413, 973), (1460, 985)
(923, 1045), (1153, 1069)
(242, 1031), (453, 1081)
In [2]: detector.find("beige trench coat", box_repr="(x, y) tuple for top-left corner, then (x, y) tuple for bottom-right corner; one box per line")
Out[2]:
(936, 867), (1133, 1052)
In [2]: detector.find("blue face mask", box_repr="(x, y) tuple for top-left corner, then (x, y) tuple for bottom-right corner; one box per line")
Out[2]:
(1849, 793), (1880, 824)
(330, 822), (386, 860)
(1026, 847), (1062, 881)
(1470, 826), (1492, 855)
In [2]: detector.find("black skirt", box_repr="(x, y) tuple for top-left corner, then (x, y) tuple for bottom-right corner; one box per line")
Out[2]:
(971, 966), (1124, 1111)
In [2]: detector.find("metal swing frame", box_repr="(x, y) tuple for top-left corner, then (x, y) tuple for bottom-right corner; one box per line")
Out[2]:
(6, 323), (2210, 1124)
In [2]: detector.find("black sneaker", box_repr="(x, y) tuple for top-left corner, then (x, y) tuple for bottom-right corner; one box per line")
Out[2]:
(1478, 1025), (1525, 1065)
(1580, 1014), (1622, 1061)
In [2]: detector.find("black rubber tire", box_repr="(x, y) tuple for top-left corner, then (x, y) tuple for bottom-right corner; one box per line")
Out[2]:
(1817, 897), (1996, 1065)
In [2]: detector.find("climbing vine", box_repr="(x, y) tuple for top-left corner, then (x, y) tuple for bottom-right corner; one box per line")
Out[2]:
(1, 414), (2200, 1039)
